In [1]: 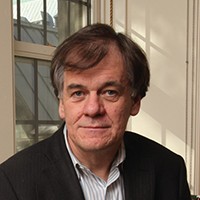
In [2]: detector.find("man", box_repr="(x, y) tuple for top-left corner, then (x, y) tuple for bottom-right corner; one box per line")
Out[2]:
(0, 23), (191, 200)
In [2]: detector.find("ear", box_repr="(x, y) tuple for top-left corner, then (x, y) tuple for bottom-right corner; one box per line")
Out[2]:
(58, 99), (65, 120)
(130, 98), (141, 116)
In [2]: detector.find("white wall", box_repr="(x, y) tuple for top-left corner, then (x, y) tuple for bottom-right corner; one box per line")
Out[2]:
(113, 0), (188, 157)
(98, 0), (200, 194)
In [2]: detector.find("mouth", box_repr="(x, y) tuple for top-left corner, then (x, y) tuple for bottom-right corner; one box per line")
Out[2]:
(80, 126), (110, 129)
(78, 123), (111, 131)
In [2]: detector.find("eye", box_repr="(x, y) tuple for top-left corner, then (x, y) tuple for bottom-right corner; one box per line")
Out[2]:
(106, 90), (118, 96)
(70, 90), (85, 101)
(73, 91), (84, 97)
(102, 90), (120, 101)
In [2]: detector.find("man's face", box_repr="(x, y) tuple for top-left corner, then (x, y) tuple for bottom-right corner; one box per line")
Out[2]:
(59, 45), (140, 154)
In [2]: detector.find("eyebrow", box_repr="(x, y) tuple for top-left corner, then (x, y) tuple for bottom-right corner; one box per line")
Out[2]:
(67, 83), (86, 90)
(66, 81), (125, 92)
(99, 81), (124, 90)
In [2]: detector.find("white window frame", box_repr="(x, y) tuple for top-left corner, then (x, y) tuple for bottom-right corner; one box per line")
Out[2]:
(186, 0), (200, 194)
(0, 0), (15, 162)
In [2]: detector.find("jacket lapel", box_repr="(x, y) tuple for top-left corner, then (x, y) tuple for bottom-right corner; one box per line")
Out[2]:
(36, 126), (85, 200)
(123, 136), (155, 200)
(36, 159), (84, 200)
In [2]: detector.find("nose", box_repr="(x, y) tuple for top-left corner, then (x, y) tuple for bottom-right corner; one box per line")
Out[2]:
(83, 93), (105, 117)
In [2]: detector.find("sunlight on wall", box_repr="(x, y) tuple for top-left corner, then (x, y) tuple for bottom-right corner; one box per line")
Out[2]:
(127, 109), (186, 158)
(127, 110), (162, 144)
(165, 129), (185, 158)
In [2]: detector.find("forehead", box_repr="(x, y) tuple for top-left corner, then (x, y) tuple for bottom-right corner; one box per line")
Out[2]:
(63, 45), (127, 85)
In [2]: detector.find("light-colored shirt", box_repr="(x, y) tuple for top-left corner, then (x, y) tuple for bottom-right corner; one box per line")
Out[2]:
(63, 125), (125, 200)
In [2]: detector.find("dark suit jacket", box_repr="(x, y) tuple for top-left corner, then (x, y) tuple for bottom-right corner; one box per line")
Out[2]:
(0, 125), (191, 200)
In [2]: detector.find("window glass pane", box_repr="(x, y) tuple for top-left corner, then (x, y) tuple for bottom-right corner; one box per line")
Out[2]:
(57, 0), (90, 44)
(15, 57), (35, 121)
(20, 23), (45, 44)
(38, 60), (59, 120)
(46, 0), (58, 46)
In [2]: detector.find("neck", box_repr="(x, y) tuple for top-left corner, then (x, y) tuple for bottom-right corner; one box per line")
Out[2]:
(72, 146), (120, 181)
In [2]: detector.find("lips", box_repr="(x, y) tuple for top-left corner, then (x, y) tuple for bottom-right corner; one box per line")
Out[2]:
(78, 120), (111, 128)
(79, 125), (110, 129)
(77, 118), (111, 130)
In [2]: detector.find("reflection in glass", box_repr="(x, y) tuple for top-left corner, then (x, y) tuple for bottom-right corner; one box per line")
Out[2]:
(38, 124), (60, 142)
(15, 124), (35, 152)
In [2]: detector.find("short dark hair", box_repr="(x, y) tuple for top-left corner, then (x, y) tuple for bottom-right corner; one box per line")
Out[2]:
(51, 23), (150, 99)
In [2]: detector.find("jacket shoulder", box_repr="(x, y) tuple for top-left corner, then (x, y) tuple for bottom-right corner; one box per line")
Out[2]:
(124, 131), (183, 162)
(0, 126), (65, 176)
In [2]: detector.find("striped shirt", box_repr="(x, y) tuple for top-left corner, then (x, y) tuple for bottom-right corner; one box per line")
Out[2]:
(63, 125), (125, 200)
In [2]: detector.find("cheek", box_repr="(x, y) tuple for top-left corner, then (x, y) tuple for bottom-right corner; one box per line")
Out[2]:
(58, 102), (65, 120)
(64, 106), (84, 125)
(111, 106), (131, 127)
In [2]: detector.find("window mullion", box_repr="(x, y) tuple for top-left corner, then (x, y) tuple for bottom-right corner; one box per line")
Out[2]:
(34, 60), (39, 143)
(43, 0), (47, 45)
(16, 0), (21, 40)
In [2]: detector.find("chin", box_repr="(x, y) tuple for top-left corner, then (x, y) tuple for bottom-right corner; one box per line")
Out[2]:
(80, 139), (115, 152)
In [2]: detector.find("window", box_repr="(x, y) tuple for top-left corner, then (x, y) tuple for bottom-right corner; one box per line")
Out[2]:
(13, 0), (91, 151)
